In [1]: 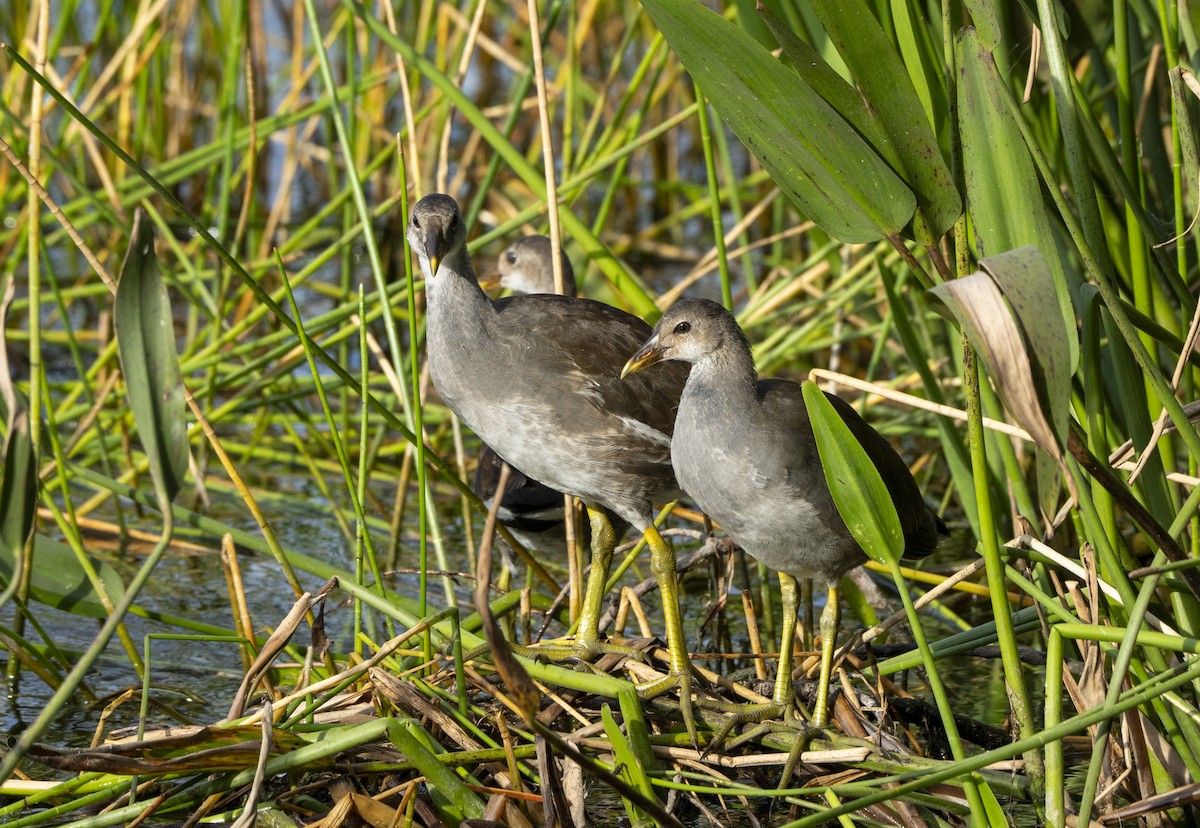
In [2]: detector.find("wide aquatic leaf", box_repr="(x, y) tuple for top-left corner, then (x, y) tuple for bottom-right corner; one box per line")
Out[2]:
(643, 0), (916, 242)
(758, 6), (895, 166)
(114, 209), (188, 505)
(0, 535), (125, 618)
(801, 381), (903, 564)
(806, 0), (961, 241)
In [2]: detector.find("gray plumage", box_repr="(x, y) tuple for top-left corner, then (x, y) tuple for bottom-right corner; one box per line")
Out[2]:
(409, 194), (687, 533)
(629, 298), (943, 586)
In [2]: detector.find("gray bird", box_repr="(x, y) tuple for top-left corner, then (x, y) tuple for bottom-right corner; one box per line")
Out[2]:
(490, 235), (578, 297)
(407, 195), (699, 736)
(473, 236), (624, 558)
(623, 297), (943, 734)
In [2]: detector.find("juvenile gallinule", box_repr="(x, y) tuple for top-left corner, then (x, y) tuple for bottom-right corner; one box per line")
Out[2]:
(490, 234), (577, 296)
(474, 238), (629, 555)
(408, 195), (697, 733)
(623, 298), (943, 733)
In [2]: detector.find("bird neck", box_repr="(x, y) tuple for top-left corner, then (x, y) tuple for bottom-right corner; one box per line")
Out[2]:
(426, 244), (487, 303)
(424, 244), (499, 351)
(687, 346), (759, 405)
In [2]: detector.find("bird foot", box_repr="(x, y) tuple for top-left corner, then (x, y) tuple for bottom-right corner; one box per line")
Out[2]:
(698, 698), (788, 756)
(636, 668), (701, 747)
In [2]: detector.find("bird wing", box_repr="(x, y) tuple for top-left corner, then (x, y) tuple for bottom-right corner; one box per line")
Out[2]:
(492, 295), (687, 438)
(758, 381), (940, 559)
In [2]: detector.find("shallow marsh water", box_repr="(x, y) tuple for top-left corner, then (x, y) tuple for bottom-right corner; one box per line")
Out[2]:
(0, 470), (1014, 743)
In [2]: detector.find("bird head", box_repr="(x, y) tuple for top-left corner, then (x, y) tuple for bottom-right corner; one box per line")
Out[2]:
(406, 193), (466, 281)
(622, 298), (741, 377)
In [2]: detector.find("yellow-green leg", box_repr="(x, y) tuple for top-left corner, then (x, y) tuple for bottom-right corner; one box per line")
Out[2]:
(526, 505), (641, 662)
(574, 505), (617, 652)
(772, 572), (800, 708)
(811, 583), (840, 728)
(633, 523), (699, 744)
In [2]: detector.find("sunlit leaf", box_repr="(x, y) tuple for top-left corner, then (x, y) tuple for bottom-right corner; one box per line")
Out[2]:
(643, 0), (916, 242)
(114, 209), (188, 505)
(801, 381), (903, 564)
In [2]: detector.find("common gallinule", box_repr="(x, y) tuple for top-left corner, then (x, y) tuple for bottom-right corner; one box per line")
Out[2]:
(474, 236), (578, 554)
(489, 234), (577, 296)
(408, 195), (697, 734)
(623, 298), (943, 733)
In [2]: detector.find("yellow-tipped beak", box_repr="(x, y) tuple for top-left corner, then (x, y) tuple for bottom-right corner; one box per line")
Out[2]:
(621, 336), (665, 378)
(428, 253), (441, 276)
(477, 270), (502, 292)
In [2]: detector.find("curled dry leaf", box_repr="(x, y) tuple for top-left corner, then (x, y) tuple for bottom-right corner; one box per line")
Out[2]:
(930, 246), (1076, 514)
(931, 270), (1059, 457)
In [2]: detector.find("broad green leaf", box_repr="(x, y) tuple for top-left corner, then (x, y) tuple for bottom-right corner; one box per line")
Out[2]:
(960, 0), (1001, 50)
(759, 6), (897, 169)
(957, 27), (1078, 373)
(643, 0), (916, 242)
(801, 381), (903, 564)
(0, 535), (125, 618)
(807, 0), (961, 241)
(114, 209), (188, 505)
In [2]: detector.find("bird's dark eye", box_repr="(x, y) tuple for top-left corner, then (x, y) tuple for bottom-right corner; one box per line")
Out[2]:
(448, 214), (458, 230)
(506, 251), (517, 264)
(674, 321), (691, 335)
(412, 215), (421, 229)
